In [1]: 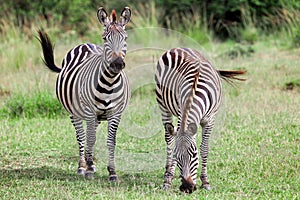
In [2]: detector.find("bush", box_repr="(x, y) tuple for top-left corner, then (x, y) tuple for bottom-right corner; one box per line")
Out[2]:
(240, 27), (258, 44)
(155, 0), (300, 40)
(0, 0), (95, 35)
(0, 0), (299, 40)
(292, 27), (300, 48)
(0, 90), (66, 119)
(225, 44), (255, 59)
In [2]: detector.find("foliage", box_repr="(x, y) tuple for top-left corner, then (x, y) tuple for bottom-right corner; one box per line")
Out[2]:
(224, 44), (255, 59)
(130, 1), (160, 28)
(0, 90), (66, 119)
(0, 0), (95, 35)
(155, 0), (300, 40)
(240, 26), (258, 44)
(292, 27), (300, 48)
(1, 0), (299, 40)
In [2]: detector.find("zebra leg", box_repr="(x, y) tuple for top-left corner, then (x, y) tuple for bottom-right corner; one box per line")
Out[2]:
(162, 112), (177, 189)
(107, 115), (121, 181)
(200, 120), (214, 190)
(162, 123), (177, 189)
(70, 115), (87, 176)
(85, 116), (97, 179)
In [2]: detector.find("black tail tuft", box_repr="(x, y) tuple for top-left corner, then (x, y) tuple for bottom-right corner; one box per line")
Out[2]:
(218, 70), (246, 86)
(36, 29), (61, 73)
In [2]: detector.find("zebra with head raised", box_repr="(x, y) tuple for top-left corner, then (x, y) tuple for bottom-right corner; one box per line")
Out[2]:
(155, 47), (245, 193)
(37, 7), (131, 181)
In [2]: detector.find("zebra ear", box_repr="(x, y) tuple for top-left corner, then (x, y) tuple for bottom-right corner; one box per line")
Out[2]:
(187, 123), (198, 135)
(119, 7), (131, 27)
(97, 7), (109, 26)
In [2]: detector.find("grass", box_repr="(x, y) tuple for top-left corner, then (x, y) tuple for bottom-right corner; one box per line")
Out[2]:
(0, 16), (300, 199)
(0, 90), (65, 118)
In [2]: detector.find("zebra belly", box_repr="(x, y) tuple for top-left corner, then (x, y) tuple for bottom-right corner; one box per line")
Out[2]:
(55, 75), (87, 118)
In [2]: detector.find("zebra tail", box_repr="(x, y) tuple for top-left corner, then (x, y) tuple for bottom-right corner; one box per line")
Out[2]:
(37, 30), (61, 73)
(218, 70), (246, 86)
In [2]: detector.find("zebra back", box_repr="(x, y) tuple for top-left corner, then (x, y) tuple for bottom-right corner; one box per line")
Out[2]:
(179, 67), (199, 134)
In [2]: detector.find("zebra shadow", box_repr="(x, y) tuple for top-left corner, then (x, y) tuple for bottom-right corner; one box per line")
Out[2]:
(1, 166), (71, 181)
(0, 166), (106, 182)
(0, 166), (164, 189)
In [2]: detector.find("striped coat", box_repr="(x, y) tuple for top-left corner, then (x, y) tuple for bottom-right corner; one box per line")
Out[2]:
(155, 47), (245, 193)
(37, 7), (131, 181)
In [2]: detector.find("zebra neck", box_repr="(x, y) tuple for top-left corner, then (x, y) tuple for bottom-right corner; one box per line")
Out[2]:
(98, 63), (121, 85)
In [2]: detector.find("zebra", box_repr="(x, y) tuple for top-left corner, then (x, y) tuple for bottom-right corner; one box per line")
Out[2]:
(155, 47), (245, 193)
(37, 7), (131, 181)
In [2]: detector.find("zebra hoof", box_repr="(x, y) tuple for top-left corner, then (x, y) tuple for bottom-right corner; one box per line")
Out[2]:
(85, 171), (95, 180)
(90, 165), (96, 173)
(77, 168), (86, 176)
(109, 175), (118, 182)
(201, 183), (211, 191)
(162, 183), (171, 190)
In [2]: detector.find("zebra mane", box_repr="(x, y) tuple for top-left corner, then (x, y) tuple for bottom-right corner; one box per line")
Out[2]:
(111, 10), (117, 22)
(179, 67), (200, 134)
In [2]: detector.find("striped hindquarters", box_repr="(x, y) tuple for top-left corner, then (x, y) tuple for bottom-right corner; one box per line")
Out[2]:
(155, 47), (222, 126)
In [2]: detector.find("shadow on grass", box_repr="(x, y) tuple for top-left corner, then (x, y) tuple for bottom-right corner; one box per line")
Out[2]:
(0, 165), (165, 189)
(0, 166), (109, 182)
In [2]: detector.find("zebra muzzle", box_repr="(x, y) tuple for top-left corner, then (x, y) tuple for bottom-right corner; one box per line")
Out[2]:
(109, 57), (125, 74)
(180, 176), (197, 194)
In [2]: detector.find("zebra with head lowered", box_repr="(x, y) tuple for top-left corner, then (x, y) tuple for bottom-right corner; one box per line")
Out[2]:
(37, 7), (131, 181)
(155, 47), (245, 193)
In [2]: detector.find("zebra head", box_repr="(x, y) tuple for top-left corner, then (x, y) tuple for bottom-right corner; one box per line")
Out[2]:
(174, 123), (199, 193)
(97, 7), (131, 75)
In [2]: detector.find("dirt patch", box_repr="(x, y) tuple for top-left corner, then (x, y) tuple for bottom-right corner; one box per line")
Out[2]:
(0, 89), (10, 97)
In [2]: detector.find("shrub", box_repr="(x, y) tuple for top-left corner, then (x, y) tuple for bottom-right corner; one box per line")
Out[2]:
(225, 44), (255, 59)
(292, 27), (300, 48)
(0, 90), (66, 119)
(240, 27), (258, 44)
(0, 0), (300, 41)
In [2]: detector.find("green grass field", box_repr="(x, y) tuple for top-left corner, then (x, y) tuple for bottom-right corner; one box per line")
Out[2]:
(0, 26), (299, 199)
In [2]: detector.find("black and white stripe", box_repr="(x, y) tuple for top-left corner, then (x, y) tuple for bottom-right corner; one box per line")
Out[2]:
(155, 47), (245, 193)
(37, 7), (131, 181)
